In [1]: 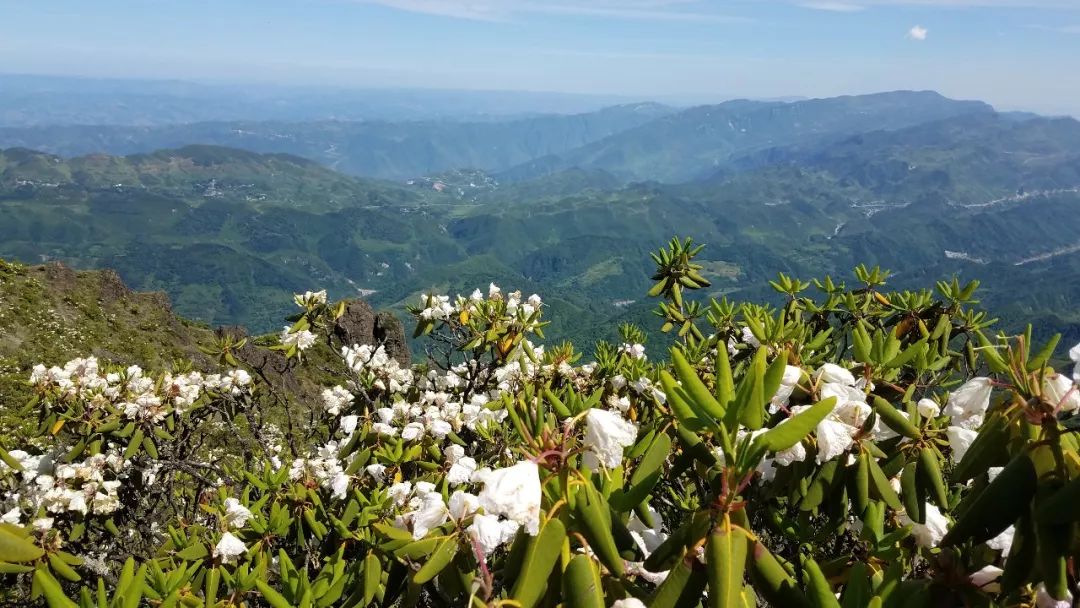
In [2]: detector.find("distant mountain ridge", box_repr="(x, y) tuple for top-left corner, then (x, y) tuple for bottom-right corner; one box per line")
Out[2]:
(501, 91), (995, 182)
(0, 91), (988, 183)
(0, 103), (675, 180)
(0, 91), (1078, 349)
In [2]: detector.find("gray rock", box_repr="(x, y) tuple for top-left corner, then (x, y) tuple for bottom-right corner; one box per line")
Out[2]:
(333, 300), (410, 365)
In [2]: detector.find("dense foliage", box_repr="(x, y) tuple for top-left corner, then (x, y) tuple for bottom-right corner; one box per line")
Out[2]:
(2, 237), (1080, 607)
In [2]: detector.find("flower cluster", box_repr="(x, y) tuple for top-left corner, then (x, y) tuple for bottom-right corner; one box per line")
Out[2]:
(30, 358), (252, 424)
(1, 448), (128, 526)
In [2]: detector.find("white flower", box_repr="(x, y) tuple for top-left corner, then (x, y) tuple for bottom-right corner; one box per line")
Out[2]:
(447, 491), (480, 520)
(321, 386), (353, 416)
(916, 398), (940, 419)
(280, 327), (317, 351)
(1070, 342), (1080, 382)
(625, 560), (669, 585)
(987, 525), (1014, 554)
(32, 517), (54, 531)
(476, 461), (542, 535)
(401, 422), (425, 442)
(407, 492), (449, 539)
(1043, 373), (1080, 413)
(770, 365), (803, 410)
(943, 377), (992, 425)
(816, 419), (856, 464)
(330, 472), (350, 499)
(901, 503), (949, 548)
(947, 426), (978, 463)
(1036, 584), (1072, 608)
(365, 464), (387, 481)
(1, 507), (20, 525)
(388, 482), (412, 506)
(488, 283), (501, 298)
(969, 565), (1003, 593)
(223, 498), (253, 528)
(620, 343), (647, 360)
(815, 363), (856, 387)
(467, 513), (520, 556)
(447, 457), (478, 485)
(294, 290), (327, 308)
(627, 504), (667, 557)
(741, 327), (761, 349)
(340, 415), (359, 436)
(213, 532), (247, 563)
(582, 408), (638, 469)
(612, 600), (647, 608)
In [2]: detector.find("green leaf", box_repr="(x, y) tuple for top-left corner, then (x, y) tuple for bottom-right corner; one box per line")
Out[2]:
(562, 555), (605, 608)
(0, 526), (45, 562)
(362, 552), (382, 606)
(734, 348), (768, 430)
(649, 559), (704, 608)
(34, 567), (77, 608)
(714, 342), (735, 406)
(510, 518), (567, 608)
(174, 543), (209, 561)
(1000, 512), (1036, 593)
(866, 455), (903, 511)
(754, 397), (837, 453)
(671, 349), (726, 421)
(574, 484), (623, 577)
(952, 413), (1009, 483)
(47, 553), (81, 582)
(916, 447), (948, 509)
(802, 555), (841, 608)
(612, 433), (672, 512)
(747, 541), (810, 608)
(852, 452), (870, 515)
(839, 562), (870, 608)
(942, 453), (1036, 546)
(413, 535), (458, 584)
(762, 351), (790, 408)
(256, 579), (295, 608)
(869, 396), (920, 440)
(706, 524), (748, 608)
(660, 371), (713, 433)
(644, 511), (711, 572)
(1036, 475), (1080, 523)
(900, 461), (924, 524)
(883, 340), (927, 370)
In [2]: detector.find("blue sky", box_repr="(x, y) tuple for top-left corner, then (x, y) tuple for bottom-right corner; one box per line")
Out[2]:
(2, 0), (1079, 114)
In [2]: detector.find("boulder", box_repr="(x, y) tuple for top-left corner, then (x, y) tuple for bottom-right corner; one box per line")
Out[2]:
(333, 300), (410, 365)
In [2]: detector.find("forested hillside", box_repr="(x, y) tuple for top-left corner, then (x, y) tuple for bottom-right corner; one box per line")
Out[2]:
(0, 91), (1077, 350)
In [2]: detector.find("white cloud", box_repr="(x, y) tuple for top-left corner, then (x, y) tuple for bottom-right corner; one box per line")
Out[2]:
(357, 0), (749, 22)
(799, 2), (865, 11)
(908, 24), (929, 40)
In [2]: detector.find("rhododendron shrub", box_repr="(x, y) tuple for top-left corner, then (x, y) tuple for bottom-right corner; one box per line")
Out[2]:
(1, 236), (1079, 607)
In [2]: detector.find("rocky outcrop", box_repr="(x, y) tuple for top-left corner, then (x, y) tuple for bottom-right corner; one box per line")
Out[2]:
(333, 300), (410, 365)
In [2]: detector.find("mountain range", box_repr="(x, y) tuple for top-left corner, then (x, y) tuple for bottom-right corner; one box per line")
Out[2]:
(0, 89), (1078, 350)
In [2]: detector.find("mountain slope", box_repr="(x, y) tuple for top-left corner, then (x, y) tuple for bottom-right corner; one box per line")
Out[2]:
(0, 103), (675, 180)
(1, 98), (1079, 350)
(0, 146), (465, 330)
(502, 91), (994, 182)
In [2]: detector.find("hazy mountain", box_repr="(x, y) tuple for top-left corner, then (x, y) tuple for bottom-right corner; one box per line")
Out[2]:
(0, 103), (675, 180)
(0, 74), (639, 126)
(0, 91), (992, 184)
(1, 93), (1077, 348)
(501, 91), (996, 182)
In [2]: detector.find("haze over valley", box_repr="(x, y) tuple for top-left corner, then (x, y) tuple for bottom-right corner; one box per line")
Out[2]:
(1, 76), (1078, 348)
